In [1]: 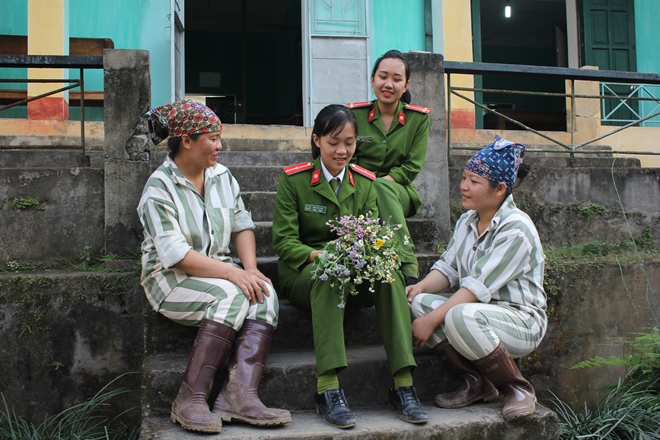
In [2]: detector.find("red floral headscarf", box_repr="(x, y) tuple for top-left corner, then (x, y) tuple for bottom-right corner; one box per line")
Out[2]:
(144, 99), (222, 144)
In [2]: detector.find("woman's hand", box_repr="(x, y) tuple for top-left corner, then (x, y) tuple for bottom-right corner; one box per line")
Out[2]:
(308, 250), (323, 263)
(412, 314), (438, 348)
(406, 283), (423, 307)
(383, 175), (396, 182)
(226, 266), (270, 305)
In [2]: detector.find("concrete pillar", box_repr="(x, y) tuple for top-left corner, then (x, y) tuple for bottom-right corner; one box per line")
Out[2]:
(104, 50), (152, 257)
(566, 66), (602, 146)
(403, 53), (451, 243)
(27, 0), (69, 120)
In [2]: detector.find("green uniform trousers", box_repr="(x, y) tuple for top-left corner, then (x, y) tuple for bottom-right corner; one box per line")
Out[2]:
(281, 262), (416, 377)
(374, 177), (417, 268)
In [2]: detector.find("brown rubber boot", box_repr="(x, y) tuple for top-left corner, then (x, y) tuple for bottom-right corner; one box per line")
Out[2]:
(213, 319), (291, 426)
(473, 342), (536, 421)
(433, 340), (498, 408)
(170, 318), (237, 433)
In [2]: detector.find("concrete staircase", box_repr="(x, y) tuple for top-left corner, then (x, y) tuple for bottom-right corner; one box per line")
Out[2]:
(138, 148), (559, 439)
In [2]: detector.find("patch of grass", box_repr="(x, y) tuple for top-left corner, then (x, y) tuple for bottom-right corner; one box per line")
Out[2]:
(11, 197), (44, 211)
(0, 374), (139, 440)
(64, 246), (120, 272)
(4, 261), (38, 272)
(551, 378), (660, 440)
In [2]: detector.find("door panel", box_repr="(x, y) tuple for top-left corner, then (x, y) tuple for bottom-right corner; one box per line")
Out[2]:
(582, 0), (637, 125)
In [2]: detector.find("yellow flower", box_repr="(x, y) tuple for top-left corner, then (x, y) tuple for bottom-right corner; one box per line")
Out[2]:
(374, 239), (385, 249)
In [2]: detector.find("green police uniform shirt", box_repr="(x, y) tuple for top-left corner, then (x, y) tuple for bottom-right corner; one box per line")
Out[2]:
(272, 158), (378, 275)
(349, 100), (430, 211)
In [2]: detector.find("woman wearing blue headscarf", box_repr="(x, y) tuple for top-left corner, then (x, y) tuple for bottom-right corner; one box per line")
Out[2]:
(407, 136), (546, 421)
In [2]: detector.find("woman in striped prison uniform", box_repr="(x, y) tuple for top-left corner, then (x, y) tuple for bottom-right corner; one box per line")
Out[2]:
(138, 100), (290, 434)
(407, 136), (547, 422)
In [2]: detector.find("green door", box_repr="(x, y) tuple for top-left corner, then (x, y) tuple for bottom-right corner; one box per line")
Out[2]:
(582, 0), (637, 125)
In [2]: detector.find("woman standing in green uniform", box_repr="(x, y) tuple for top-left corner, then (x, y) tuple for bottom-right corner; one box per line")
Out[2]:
(348, 49), (431, 284)
(273, 104), (428, 429)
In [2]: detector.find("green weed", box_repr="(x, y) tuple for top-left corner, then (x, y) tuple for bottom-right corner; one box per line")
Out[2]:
(11, 197), (44, 211)
(0, 374), (139, 440)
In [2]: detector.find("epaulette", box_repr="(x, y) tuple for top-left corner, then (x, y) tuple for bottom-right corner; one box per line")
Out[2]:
(346, 101), (373, 109)
(404, 103), (431, 114)
(283, 162), (313, 176)
(349, 164), (377, 181)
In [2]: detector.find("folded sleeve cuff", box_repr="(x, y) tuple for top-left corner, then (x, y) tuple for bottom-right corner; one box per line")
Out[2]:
(232, 210), (255, 233)
(461, 276), (492, 303)
(154, 231), (192, 269)
(431, 260), (459, 287)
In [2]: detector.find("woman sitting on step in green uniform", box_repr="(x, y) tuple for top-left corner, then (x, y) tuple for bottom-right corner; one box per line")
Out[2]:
(273, 104), (428, 429)
(347, 49), (431, 285)
(408, 136), (547, 422)
(137, 100), (290, 434)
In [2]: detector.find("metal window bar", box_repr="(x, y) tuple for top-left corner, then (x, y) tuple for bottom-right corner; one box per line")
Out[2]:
(600, 83), (660, 127)
(0, 55), (103, 166)
(444, 61), (660, 156)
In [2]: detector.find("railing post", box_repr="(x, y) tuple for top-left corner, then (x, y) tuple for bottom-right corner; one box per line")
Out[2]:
(79, 67), (89, 166)
(447, 73), (452, 154)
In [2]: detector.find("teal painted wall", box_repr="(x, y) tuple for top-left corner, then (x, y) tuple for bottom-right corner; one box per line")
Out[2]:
(69, 0), (170, 108)
(368, 0), (426, 98)
(1, 0), (170, 120)
(634, 0), (660, 126)
(0, 0), (29, 117)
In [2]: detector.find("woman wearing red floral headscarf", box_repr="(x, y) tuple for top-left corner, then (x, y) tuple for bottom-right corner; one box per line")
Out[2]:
(138, 100), (290, 433)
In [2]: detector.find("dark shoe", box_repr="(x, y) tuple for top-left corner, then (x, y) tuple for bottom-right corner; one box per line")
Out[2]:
(433, 340), (498, 408)
(212, 320), (291, 426)
(171, 319), (236, 433)
(473, 342), (537, 421)
(388, 386), (429, 424)
(404, 274), (419, 287)
(314, 389), (357, 429)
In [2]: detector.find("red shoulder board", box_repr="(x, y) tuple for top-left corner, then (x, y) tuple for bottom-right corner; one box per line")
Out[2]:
(346, 101), (372, 109)
(404, 104), (431, 114)
(283, 162), (313, 176)
(349, 164), (376, 181)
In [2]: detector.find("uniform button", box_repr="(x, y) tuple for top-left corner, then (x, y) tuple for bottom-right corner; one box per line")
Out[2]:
(382, 140), (387, 143)
(212, 230), (215, 234)
(473, 247), (477, 251)
(379, 156), (384, 160)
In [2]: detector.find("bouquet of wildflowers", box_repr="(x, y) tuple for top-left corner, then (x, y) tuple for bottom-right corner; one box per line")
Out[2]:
(311, 212), (406, 308)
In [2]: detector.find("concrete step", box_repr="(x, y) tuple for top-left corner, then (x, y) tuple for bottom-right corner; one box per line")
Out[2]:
(140, 403), (558, 440)
(144, 252), (441, 357)
(0, 167), (105, 264)
(0, 148), (105, 168)
(142, 345), (455, 415)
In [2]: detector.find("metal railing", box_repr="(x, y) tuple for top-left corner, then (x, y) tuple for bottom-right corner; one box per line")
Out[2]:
(0, 54), (104, 165)
(444, 61), (660, 156)
(600, 82), (660, 127)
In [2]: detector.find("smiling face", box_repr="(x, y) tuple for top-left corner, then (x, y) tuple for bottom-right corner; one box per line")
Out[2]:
(371, 57), (409, 106)
(460, 169), (506, 213)
(313, 123), (356, 177)
(183, 131), (223, 170)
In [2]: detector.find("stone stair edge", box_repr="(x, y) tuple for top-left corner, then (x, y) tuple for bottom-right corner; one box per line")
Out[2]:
(140, 402), (558, 440)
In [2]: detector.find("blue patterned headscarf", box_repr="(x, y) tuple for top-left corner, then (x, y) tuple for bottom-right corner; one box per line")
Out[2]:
(465, 136), (526, 191)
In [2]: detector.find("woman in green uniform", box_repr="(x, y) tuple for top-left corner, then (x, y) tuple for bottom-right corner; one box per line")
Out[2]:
(347, 49), (431, 284)
(273, 104), (428, 429)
